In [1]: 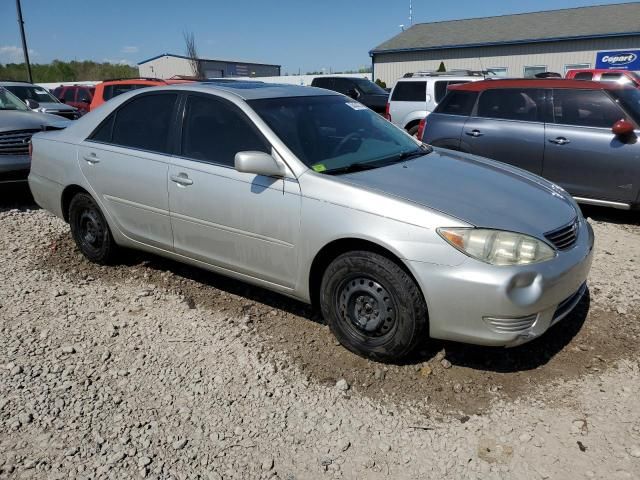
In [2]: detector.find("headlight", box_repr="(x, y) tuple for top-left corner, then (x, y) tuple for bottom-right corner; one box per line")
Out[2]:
(437, 228), (556, 266)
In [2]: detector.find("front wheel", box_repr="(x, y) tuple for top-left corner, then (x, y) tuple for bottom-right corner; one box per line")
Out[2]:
(68, 193), (118, 265)
(320, 251), (428, 362)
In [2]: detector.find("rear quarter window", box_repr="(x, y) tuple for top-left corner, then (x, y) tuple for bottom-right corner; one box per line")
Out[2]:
(391, 81), (426, 102)
(434, 91), (478, 116)
(434, 81), (470, 103)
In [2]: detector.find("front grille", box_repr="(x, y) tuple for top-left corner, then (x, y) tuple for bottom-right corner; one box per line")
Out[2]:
(483, 314), (538, 334)
(0, 129), (39, 156)
(545, 218), (579, 250)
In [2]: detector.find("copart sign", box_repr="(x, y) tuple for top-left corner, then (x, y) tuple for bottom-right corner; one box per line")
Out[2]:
(595, 50), (640, 70)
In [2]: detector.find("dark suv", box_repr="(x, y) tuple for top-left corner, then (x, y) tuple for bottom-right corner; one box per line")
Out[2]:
(422, 79), (640, 210)
(311, 77), (388, 113)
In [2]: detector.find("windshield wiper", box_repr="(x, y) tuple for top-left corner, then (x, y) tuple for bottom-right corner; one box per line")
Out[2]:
(324, 162), (383, 175)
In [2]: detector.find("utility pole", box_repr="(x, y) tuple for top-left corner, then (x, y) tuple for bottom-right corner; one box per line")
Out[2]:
(409, 0), (413, 26)
(15, 0), (33, 83)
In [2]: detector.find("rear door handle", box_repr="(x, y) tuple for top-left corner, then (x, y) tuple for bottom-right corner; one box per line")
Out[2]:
(83, 153), (100, 164)
(549, 137), (570, 145)
(170, 173), (193, 187)
(465, 129), (483, 137)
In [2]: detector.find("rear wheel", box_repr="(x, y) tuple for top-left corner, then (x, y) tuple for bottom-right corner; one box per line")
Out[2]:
(320, 251), (428, 362)
(68, 193), (118, 264)
(407, 124), (420, 137)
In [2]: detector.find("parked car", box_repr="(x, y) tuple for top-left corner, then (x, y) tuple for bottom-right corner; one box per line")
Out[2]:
(311, 77), (388, 114)
(566, 69), (640, 87)
(90, 78), (192, 111)
(386, 72), (484, 135)
(0, 81), (80, 120)
(29, 82), (593, 361)
(422, 78), (640, 210)
(53, 85), (95, 115)
(0, 87), (69, 184)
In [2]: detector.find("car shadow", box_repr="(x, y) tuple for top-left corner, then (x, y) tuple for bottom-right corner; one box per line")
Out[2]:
(0, 183), (38, 212)
(580, 204), (639, 227)
(116, 244), (590, 372)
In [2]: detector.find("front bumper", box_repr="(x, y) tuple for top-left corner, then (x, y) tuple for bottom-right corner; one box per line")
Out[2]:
(408, 219), (594, 346)
(0, 154), (30, 183)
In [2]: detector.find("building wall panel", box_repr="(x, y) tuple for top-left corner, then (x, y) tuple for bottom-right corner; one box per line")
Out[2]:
(373, 36), (640, 86)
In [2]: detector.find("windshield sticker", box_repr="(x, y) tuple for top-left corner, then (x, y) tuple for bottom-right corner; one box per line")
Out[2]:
(346, 102), (368, 111)
(312, 163), (327, 172)
(35, 89), (47, 94)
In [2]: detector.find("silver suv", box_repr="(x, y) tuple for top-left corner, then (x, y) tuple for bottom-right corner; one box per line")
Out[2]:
(387, 72), (484, 135)
(0, 81), (80, 120)
(422, 79), (640, 210)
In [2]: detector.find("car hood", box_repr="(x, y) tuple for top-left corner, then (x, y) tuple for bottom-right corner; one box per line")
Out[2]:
(0, 110), (71, 132)
(337, 148), (578, 237)
(36, 102), (77, 112)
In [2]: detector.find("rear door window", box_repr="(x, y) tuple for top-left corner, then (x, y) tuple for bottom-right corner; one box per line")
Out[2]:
(105, 93), (177, 152)
(434, 81), (469, 103)
(63, 88), (76, 102)
(332, 78), (352, 95)
(477, 88), (544, 122)
(435, 91), (478, 116)
(573, 72), (593, 81)
(551, 89), (625, 128)
(391, 81), (426, 102)
(103, 83), (149, 101)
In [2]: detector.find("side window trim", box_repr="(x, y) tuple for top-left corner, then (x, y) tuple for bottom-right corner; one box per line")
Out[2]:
(175, 92), (272, 169)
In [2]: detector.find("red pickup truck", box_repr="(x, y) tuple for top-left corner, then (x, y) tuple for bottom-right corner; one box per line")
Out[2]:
(565, 69), (640, 87)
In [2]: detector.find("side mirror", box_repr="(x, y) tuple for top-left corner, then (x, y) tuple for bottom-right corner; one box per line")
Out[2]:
(59, 98), (66, 104)
(79, 97), (90, 104)
(612, 118), (635, 137)
(235, 151), (287, 177)
(25, 98), (40, 110)
(347, 88), (360, 100)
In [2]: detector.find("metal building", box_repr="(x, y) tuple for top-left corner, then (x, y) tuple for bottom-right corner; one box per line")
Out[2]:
(371, 3), (640, 87)
(137, 53), (281, 79)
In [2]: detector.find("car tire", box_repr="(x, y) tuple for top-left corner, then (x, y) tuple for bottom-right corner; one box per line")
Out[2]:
(68, 193), (118, 265)
(407, 125), (420, 137)
(320, 251), (428, 362)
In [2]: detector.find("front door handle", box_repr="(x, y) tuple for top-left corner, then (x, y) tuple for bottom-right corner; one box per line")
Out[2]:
(465, 129), (483, 137)
(549, 137), (570, 145)
(170, 173), (193, 187)
(83, 153), (100, 164)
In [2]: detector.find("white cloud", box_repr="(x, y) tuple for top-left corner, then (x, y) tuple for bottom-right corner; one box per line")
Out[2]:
(0, 45), (37, 63)
(121, 46), (139, 54)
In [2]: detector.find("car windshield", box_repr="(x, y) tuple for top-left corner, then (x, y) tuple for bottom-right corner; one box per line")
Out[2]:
(612, 87), (640, 125)
(353, 78), (388, 95)
(249, 95), (429, 174)
(0, 87), (29, 111)
(5, 85), (59, 103)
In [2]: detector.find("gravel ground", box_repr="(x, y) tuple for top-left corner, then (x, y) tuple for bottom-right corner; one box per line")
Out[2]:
(1, 187), (639, 479)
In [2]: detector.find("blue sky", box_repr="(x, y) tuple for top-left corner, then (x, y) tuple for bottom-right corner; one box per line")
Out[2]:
(0, 0), (636, 73)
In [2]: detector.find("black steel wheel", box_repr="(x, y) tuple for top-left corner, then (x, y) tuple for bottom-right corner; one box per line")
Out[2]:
(320, 250), (428, 361)
(68, 193), (118, 264)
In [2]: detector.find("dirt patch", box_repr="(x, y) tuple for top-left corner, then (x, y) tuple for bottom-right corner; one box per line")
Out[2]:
(39, 231), (640, 415)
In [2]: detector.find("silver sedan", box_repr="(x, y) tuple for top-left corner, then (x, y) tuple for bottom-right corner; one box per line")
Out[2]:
(29, 82), (594, 361)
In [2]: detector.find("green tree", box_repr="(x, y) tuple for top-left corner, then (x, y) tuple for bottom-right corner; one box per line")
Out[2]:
(437, 61), (446, 72)
(375, 78), (386, 88)
(0, 60), (137, 83)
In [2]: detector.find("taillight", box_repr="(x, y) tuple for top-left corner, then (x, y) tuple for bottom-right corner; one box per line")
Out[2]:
(416, 118), (426, 140)
(384, 102), (391, 121)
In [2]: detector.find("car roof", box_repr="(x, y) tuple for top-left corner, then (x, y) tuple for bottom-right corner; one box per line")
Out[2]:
(567, 69), (634, 74)
(158, 81), (337, 100)
(397, 75), (480, 83)
(449, 78), (627, 91)
(0, 81), (38, 86)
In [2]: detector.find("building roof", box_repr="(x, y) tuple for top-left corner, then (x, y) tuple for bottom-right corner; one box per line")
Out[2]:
(449, 78), (630, 92)
(371, 2), (640, 55)
(137, 53), (280, 68)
